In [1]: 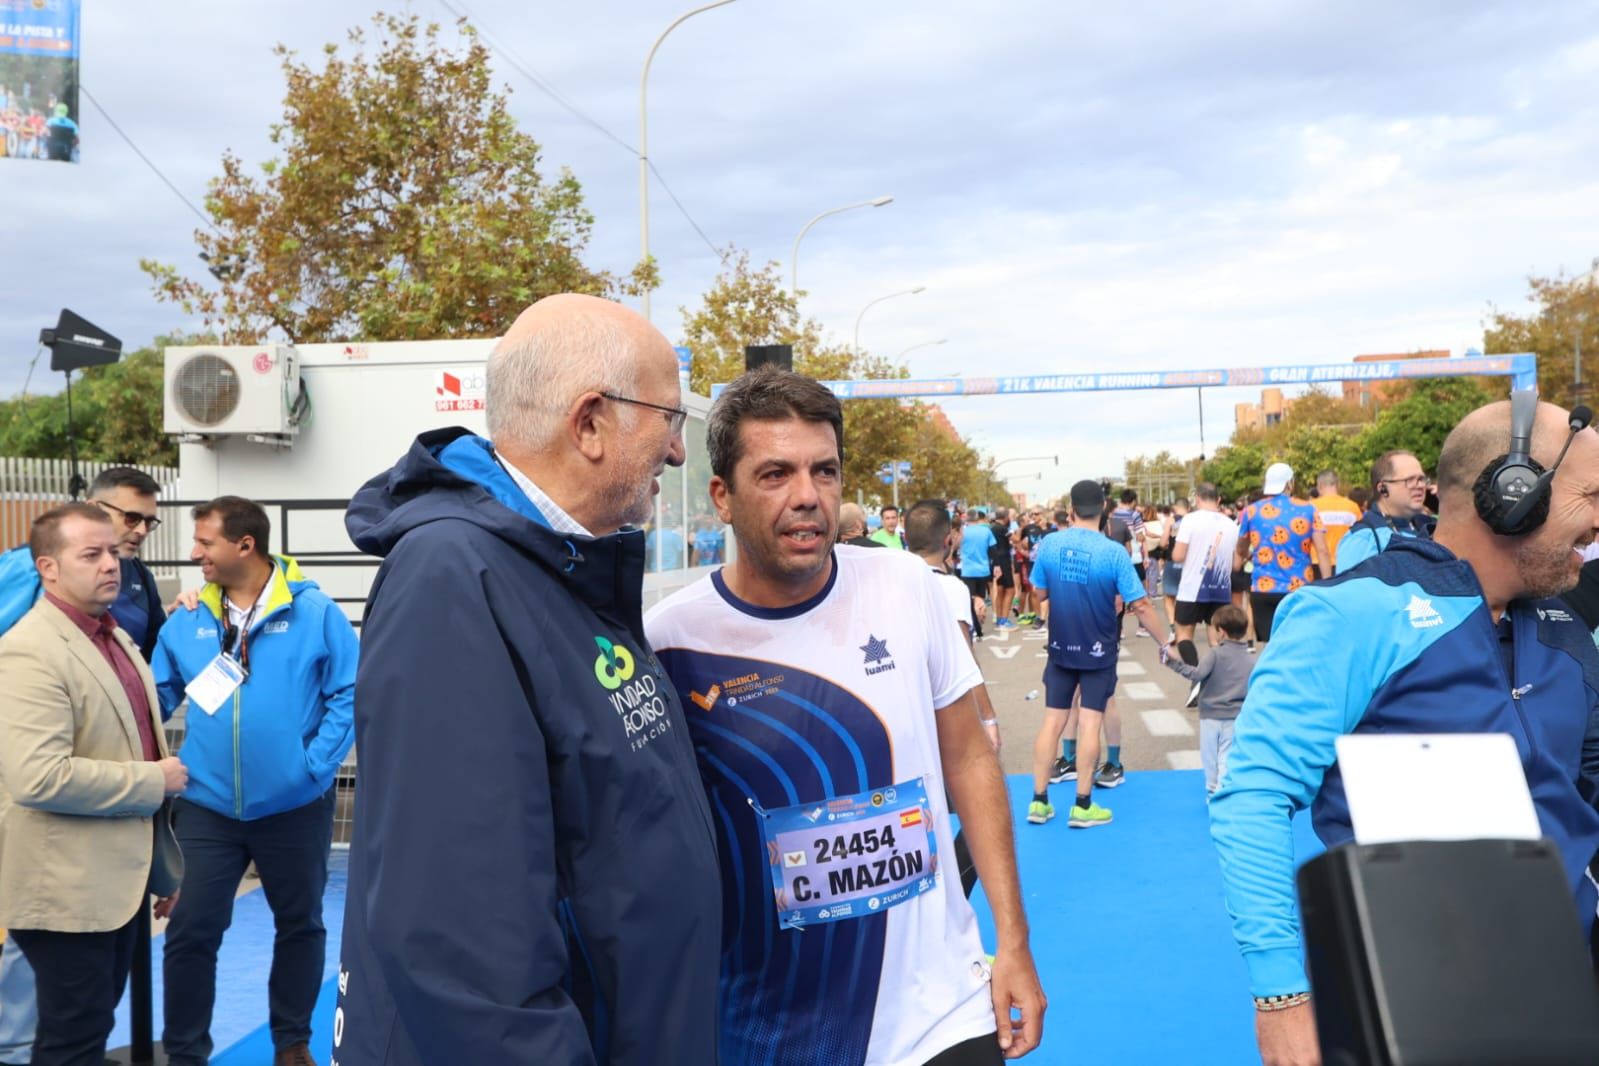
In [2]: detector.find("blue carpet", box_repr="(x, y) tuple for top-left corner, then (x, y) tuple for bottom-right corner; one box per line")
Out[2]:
(201, 771), (1324, 1064)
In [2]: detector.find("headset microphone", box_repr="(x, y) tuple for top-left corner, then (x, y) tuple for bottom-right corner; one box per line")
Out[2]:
(1492, 403), (1594, 534)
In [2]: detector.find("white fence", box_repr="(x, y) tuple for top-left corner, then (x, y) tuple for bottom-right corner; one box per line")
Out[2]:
(0, 457), (183, 562)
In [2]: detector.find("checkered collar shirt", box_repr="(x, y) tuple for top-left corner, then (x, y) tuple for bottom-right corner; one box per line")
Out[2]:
(499, 455), (593, 539)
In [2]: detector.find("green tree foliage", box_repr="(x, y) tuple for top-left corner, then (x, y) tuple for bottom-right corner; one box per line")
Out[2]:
(142, 13), (646, 345)
(1201, 440), (1266, 502)
(1484, 268), (1599, 407)
(0, 337), (204, 465)
(1353, 376), (1493, 477)
(678, 251), (1004, 505)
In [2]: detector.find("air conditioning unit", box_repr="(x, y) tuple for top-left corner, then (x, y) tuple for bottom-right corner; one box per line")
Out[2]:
(164, 345), (305, 441)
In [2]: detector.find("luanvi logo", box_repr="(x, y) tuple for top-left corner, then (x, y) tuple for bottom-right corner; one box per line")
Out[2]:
(1406, 595), (1443, 629)
(861, 634), (896, 676)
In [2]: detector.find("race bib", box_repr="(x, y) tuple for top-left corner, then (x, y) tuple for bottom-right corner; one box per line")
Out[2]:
(185, 653), (246, 716)
(756, 776), (939, 930)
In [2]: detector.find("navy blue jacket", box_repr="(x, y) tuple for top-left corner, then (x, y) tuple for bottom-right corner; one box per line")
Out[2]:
(334, 428), (721, 1065)
(1334, 507), (1436, 573)
(1211, 537), (1599, 996)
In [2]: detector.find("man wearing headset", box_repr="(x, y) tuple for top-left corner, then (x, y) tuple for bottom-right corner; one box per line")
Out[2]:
(1333, 450), (1436, 573)
(1210, 395), (1599, 1066)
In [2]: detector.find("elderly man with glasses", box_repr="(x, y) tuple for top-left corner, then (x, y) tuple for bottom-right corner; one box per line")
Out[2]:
(0, 465), (170, 1066)
(1334, 450), (1437, 574)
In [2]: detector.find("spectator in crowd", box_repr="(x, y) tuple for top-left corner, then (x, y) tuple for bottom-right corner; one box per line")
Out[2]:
(0, 465), (171, 1066)
(1336, 450), (1435, 573)
(152, 496), (357, 1066)
(335, 294), (721, 1065)
(870, 504), (906, 548)
(1160, 604), (1251, 794)
(1310, 470), (1361, 572)
(838, 502), (881, 547)
(689, 512), (726, 566)
(0, 504), (186, 1066)
(958, 508), (999, 640)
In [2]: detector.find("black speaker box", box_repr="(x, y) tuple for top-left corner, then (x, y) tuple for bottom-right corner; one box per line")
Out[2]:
(1298, 839), (1599, 1065)
(744, 344), (793, 372)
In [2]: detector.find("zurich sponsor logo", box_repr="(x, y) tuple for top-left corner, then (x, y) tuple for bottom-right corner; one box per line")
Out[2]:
(195, 625), (217, 639)
(1406, 595), (1443, 629)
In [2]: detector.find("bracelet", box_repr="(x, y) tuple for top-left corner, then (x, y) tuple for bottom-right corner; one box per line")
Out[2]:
(1254, 992), (1311, 1012)
(979, 718), (998, 726)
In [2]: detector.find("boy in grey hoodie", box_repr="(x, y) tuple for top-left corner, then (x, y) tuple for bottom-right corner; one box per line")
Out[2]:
(1161, 603), (1252, 794)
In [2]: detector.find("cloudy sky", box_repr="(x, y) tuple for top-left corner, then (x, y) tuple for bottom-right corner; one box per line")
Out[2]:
(4, 0), (1598, 501)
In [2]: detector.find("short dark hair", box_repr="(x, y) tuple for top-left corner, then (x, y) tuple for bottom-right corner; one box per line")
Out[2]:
(1119, 489), (1137, 505)
(903, 499), (951, 553)
(1369, 450), (1415, 491)
(706, 366), (845, 484)
(1195, 482), (1220, 502)
(879, 505), (899, 518)
(1213, 604), (1249, 639)
(30, 501), (111, 561)
(89, 466), (160, 498)
(192, 496), (270, 555)
(1349, 486), (1371, 509)
(1053, 509), (1071, 526)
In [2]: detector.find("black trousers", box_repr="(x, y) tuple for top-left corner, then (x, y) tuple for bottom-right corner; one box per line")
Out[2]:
(10, 916), (137, 1066)
(923, 1032), (1006, 1066)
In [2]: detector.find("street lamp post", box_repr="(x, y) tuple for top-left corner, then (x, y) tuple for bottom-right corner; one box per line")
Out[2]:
(791, 196), (893, 295)
(993, 455), (1059, 473)
(896, 338), (947, 361)
(639, 0), (738, 323)
(853, 286), (925, 353)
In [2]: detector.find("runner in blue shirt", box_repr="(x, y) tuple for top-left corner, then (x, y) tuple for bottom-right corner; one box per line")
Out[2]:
(957, 509), (998, 639)
(1027, 481), (1164, 828)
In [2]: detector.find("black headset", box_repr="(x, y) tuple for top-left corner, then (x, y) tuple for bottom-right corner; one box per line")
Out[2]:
(1472, 389), (1592, 536)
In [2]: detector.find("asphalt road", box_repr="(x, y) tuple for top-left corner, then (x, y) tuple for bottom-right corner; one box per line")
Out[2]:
(975, 600), (1217, 776)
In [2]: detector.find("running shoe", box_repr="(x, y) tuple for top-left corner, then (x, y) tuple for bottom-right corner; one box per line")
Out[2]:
(1095, 763), (1126, 789)
(1030, 617), (1046, 630)
(1185, 682), (1201, 709)
(1067, 802), (1113, 828)
(1026, 801), (1055, 825)
(1049, 758), (1076, 784)
(996, 618), (1017, 630)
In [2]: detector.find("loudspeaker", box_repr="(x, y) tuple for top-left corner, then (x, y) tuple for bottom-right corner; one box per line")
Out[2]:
(42, 309), (122, 371)
(1298, 839), (1599, 1065)
(744, 344), (793, 372)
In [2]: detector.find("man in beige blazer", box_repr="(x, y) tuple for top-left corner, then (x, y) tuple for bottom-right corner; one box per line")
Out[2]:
(0, 503), (188, 1066)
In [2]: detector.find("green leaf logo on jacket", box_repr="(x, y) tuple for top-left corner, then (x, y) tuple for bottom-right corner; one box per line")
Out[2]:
(593, 636), (636, 691)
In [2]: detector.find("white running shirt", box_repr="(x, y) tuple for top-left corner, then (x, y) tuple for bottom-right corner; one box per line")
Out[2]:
(1175, 507), (1239, 604)
(645, 545), (994, 1066)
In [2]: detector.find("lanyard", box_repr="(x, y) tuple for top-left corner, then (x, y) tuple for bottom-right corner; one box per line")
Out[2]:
(221, 598), (260, 674)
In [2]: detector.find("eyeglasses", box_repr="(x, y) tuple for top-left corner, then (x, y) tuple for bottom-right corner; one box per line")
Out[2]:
(600, 392), (688, 434)
(96, 499), (162, 531)
(1380, 475), (1428, 489)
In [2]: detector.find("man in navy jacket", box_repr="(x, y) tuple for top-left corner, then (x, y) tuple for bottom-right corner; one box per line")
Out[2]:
(334, 295), (720, 1065)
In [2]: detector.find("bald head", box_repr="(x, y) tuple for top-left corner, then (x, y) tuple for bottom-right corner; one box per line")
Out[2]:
(839, 502), (867, 538)
(486, 294), (678, 451)
(1436, 400), (1579, 511)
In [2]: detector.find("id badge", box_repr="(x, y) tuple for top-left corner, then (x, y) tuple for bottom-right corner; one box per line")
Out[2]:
(755, 776), (940, 930)
(185, 653), (247, 716)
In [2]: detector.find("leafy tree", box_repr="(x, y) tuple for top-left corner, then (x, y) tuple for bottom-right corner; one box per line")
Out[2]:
(678, 251), (1000, 503)
(0, 336), (209, 466)
(142, 13), (644, 344)
(1485, 268), (1599, 407)
(1201, 440), (1267, 502)
(1354, 376), (1493, 475)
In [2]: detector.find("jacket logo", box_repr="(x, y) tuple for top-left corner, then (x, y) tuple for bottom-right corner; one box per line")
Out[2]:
(592, 636), (636, 690)
(861, 634), (896, 676)
(1090, 640), (1105, 657)
(1537, 607), (1573, 623)
(690, 683), (721, 711)
(1406, 595), (1443, 629)
(263, 620), (290, 634)
(195, 625), (217, 638)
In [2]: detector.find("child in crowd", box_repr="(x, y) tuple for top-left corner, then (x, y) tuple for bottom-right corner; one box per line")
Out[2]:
(1160, 603), (1251, 794)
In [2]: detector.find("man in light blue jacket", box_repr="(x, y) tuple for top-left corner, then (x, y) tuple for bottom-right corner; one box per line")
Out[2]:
(151, 496), (357, 1066)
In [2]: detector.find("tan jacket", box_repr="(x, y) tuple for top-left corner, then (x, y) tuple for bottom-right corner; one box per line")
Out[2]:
(0, 597), (169, 932)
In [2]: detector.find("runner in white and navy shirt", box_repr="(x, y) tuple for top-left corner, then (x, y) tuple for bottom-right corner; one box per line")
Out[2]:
(647, 367), (1044, 1066)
